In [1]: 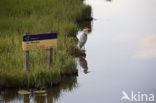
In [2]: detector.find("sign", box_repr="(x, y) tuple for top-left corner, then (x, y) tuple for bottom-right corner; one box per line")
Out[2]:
(22, 33), (57, 51)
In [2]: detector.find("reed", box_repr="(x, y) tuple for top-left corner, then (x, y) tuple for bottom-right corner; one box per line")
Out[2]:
(0, 0), (91, 88)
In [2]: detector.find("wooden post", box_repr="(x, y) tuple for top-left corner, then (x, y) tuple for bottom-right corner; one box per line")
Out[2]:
(47, 48), (53, 68)
(24, 51), (29, 72)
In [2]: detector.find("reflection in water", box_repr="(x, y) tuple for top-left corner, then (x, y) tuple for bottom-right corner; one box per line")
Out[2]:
(79, 57), (90, 74)
(24, 95), (30, 103)
(0, 76), (78, 103)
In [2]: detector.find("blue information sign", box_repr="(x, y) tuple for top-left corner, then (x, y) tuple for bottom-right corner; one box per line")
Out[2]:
(22, 33), (57, 51)
(23, 33), (57, 42)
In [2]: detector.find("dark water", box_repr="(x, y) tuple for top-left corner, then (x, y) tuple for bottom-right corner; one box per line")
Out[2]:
(1, 0), (156, 103)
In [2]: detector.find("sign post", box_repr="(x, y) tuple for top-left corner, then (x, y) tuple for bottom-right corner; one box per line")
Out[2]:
(24, 51), (29, 72)
(22, 33), (57, 72)
(47, 48), (53, 68)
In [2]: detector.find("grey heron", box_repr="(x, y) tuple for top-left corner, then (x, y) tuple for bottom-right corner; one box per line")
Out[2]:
(79, 28), (90, 49)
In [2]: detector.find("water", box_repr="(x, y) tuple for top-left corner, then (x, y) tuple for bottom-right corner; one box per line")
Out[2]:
(1, 0), (156, 103)
(58, 0), (156, 102)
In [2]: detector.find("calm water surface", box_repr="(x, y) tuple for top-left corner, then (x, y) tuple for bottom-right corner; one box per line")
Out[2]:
(58, 0), (156, 103)
(1, 0), (156, 103)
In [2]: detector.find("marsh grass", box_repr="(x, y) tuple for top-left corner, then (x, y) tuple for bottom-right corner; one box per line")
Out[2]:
(0, 0), (91, 88)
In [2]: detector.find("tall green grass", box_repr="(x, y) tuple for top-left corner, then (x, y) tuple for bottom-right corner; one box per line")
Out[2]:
(0, 0), (91, 88)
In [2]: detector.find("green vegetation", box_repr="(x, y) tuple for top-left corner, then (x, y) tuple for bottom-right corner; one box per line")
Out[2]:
(0, 0), (91, 88)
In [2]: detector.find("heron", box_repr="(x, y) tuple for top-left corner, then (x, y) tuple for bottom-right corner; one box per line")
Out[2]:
(79, 28), (90, 49)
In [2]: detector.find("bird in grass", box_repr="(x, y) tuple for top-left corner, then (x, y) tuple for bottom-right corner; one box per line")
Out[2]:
(79, 28), (90, 49)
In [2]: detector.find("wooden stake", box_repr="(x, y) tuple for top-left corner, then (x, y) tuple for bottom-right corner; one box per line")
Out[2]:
(24, 51), (29, 72)
(47, 48), (53, 68)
